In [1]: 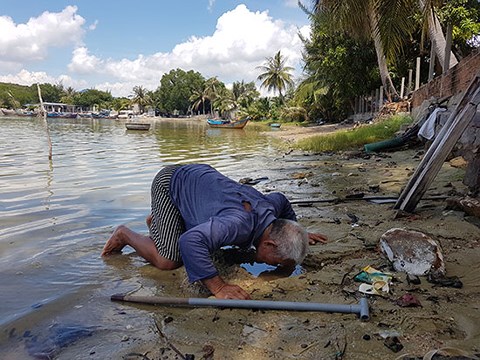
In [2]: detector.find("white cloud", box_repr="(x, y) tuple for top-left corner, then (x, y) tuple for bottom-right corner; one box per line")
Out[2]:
(0, 69), (86, 89)
(89, 20), (99, 31)
(0, 6), (86, 67)
(0, 4), (308, 97)
(68, 47), (102, 74)
(66, 4), (307, 96)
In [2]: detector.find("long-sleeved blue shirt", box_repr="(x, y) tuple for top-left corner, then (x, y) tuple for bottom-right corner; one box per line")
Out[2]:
(169, 164), (297, 283)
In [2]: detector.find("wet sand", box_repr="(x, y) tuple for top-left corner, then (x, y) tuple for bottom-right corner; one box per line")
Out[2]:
(9, 121), (476, 360)
(86, 125), (480, 360)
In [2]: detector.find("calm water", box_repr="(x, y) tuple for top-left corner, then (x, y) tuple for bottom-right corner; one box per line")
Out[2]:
(0, 116), (317, 358)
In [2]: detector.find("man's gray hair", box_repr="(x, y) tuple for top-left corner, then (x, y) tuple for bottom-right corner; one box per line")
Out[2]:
(269, 219), (308, 264)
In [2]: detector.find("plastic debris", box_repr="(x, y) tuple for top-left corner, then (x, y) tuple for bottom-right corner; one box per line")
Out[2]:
(396, 293), (422, 307)
(355, 265), (393, 296)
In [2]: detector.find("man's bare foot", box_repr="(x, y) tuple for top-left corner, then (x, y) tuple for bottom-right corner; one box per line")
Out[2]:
(101, 225), (128, 256)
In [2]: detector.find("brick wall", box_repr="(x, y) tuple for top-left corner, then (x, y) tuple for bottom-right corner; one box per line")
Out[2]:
(411, 50), (480, 109)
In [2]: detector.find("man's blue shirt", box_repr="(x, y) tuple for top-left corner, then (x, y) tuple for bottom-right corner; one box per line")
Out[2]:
(169, 164), (297, 283)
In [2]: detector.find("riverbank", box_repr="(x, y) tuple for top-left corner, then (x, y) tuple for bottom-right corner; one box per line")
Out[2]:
(105, 126), (480, 359)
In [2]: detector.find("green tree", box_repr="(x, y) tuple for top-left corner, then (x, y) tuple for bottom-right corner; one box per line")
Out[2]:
(131, 85), (152, 114)
(212, 86), (235, 117)
(298, 20), (380, 120)
(157, 69), (205, 115)
(73, 89), (113, 109)
(204, 77), (224, 114)
(232, 81), (260, 109)
(109, 97), (130, 112)
(437, 0), (480, 57)
(60, 86), (77, 104)
(39, 83), (64, 102)
(308, 1), (410, 99)
(257, 51), (295, 101)
(189, 80), (209, 115)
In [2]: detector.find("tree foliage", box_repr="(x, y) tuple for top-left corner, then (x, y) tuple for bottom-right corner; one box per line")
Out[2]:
(73, 89), (113, 108)
(156, 69), (205, 115)
(298, 21), (380, 121)
(257, 51), (294, 100)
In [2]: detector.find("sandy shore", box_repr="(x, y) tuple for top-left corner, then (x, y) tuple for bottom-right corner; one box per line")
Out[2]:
(63, 123), (480, 360)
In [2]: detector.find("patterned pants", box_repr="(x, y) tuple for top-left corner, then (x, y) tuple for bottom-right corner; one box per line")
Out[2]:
(149, 165), (185, 262)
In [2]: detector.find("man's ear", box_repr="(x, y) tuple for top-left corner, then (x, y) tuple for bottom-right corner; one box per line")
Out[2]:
(263, 238), (277, 248)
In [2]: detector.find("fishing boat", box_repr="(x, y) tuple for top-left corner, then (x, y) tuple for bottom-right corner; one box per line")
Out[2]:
(47, 112), (78, 119)
(125, 122), (150, 131)
(207, 118), (249, 129)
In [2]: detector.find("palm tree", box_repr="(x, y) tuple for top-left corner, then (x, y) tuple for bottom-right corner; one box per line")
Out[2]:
(131, 85), (151, 114)
(204, 77), (223, 114)
(60, 86), (77, 105)
(257, 51), (295, 101)
(189, 84), (209, 115)
(310, 0), (405, 99)
(212, 87), (236, 118)
(418, 0), (458, 70)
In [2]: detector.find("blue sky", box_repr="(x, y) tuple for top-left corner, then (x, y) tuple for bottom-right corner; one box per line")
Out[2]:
(0, 1), (311, 97)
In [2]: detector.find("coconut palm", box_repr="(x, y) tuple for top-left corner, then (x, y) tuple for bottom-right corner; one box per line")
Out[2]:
(310, 0), (404, 99)
(60, 86), (77, 105)
(212, 87), (236, 118)
(131, 85), (152, 114)
(204, 77), (223, 114)
(418, 0), (458, 70)
(189, 84), (210, 115)
(257, 51), (295, 101)
(232, 81), (260, 108)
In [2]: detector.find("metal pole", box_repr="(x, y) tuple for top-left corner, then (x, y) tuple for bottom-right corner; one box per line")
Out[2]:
(111, 294), (370, 321)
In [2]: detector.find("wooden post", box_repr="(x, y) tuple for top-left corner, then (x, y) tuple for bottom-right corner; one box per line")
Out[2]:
(37, 83), (52, 160)
(375, 88), (379, 112)
(444, 23), (453, 72)
(408, 69), (413, 94)
(379, 86), (384, 109)
(395, 76), (480, 212)
(371, 91), (375, 114)
(428, 42), (436, 81)
(354, 97), (359, 114)
(400, 77), (405, 99)
(415, 57), (421, 90)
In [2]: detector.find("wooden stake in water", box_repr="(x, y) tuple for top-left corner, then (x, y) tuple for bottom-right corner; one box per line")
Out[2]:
(36, 83), (52, 160)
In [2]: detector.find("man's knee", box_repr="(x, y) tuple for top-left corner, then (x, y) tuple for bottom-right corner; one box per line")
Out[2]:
(154, 257), (182, 270)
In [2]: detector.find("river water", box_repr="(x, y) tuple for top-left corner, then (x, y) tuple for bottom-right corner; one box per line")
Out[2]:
(0, 116), (316, 358)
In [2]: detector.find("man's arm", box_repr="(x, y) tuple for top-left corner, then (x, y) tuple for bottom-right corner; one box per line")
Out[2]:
(202, 275), (251, 300)
(179, 215), (254, 299)
(308, 232), (328, 244)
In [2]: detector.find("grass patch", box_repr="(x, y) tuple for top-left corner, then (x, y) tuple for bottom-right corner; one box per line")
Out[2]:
(296, 114), (413, 152)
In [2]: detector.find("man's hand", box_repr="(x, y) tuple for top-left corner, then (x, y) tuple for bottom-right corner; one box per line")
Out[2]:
(308, 232), (328, 245)
(202, 275), (251, 300)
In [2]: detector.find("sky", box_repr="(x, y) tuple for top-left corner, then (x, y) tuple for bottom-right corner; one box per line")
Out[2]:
(0, 1), (312, 97)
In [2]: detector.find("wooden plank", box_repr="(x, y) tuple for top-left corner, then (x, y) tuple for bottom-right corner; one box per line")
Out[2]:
(395, 86), (480, 212)
(395, 75), (480, 208)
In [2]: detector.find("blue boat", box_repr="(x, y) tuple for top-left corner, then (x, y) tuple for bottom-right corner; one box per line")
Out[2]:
(207, 118), (249, 129)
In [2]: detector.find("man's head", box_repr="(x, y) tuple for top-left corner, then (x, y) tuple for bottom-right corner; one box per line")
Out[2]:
(255, 219), (309, 268)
